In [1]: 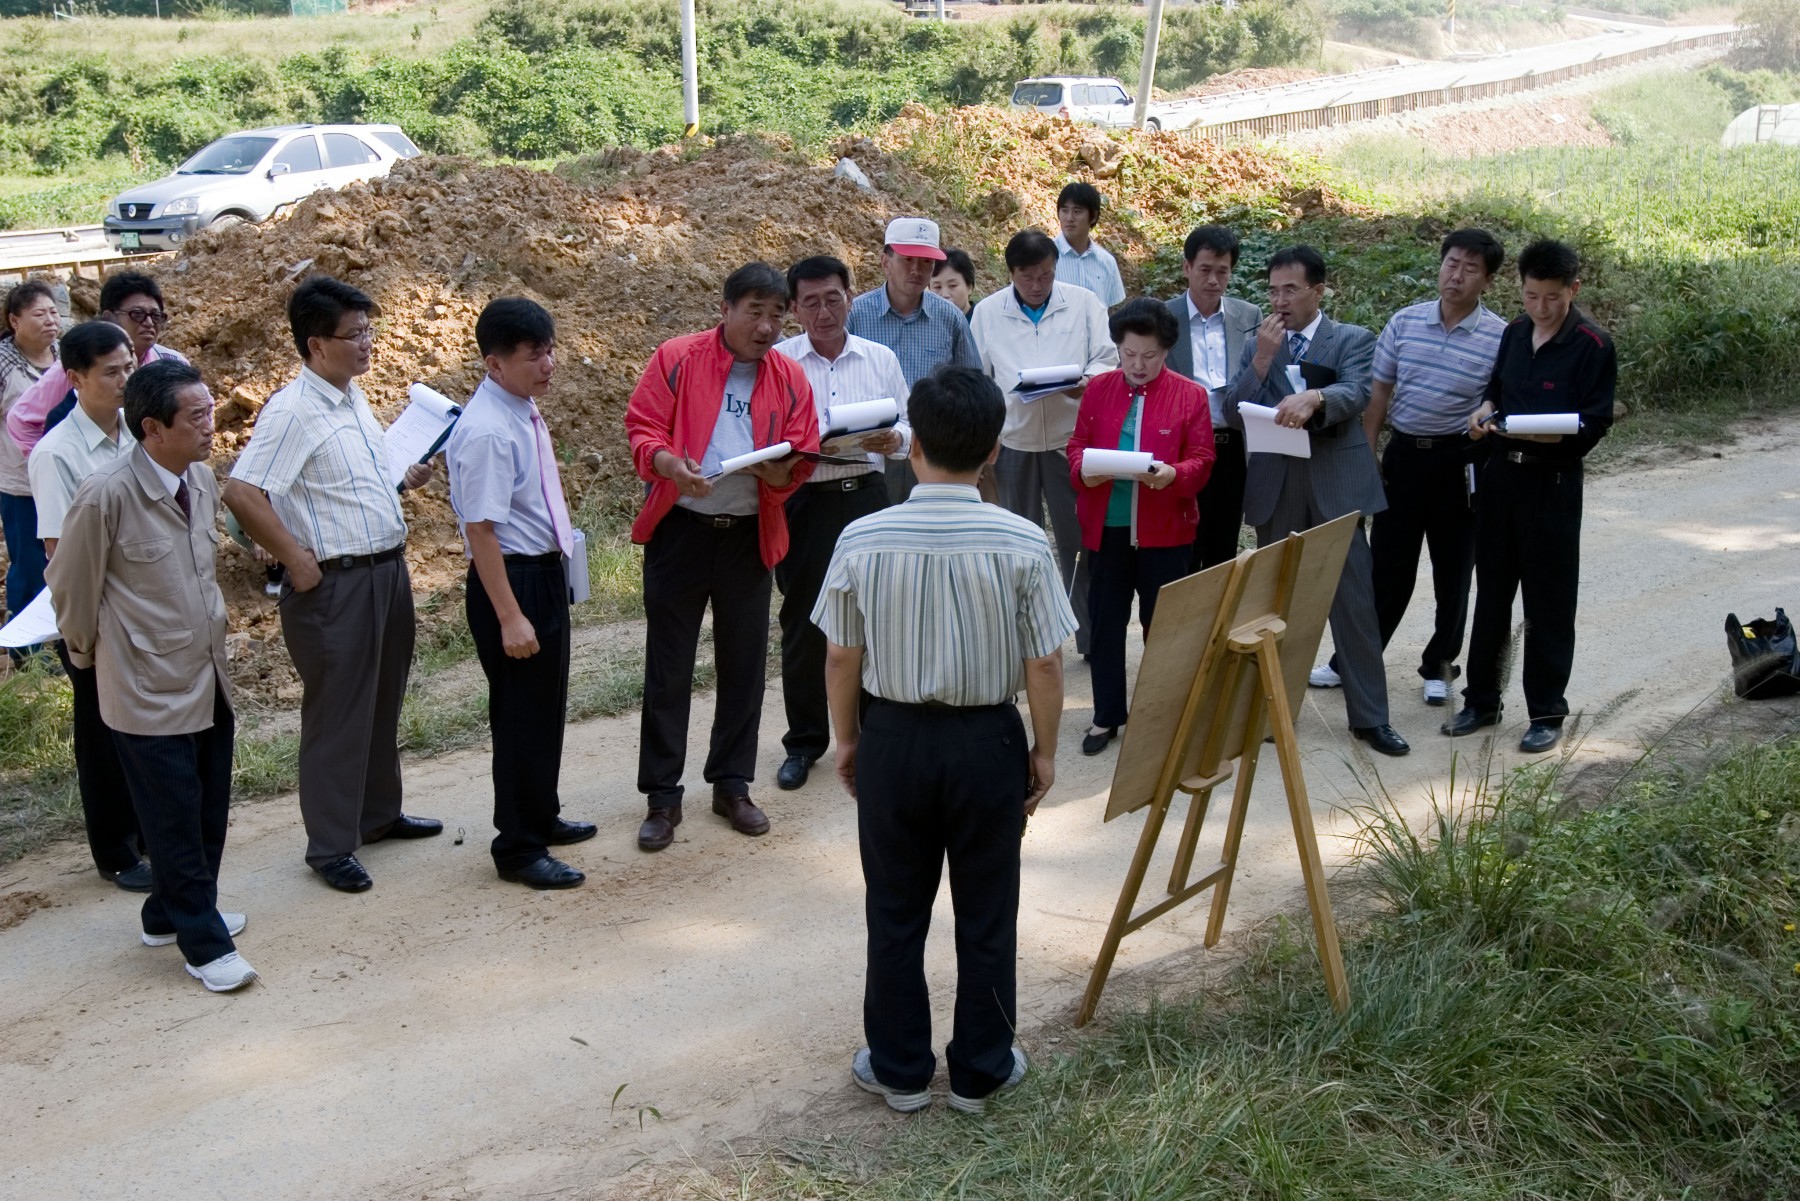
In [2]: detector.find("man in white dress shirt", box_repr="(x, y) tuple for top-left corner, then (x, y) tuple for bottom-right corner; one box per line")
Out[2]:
(771, 256), (910, 791)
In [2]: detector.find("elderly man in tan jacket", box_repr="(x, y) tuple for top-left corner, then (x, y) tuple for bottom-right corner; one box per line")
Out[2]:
(47, 359), (254, 993)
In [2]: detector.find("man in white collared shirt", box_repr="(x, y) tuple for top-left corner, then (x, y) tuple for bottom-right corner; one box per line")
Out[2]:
(972, 229), (1117, 656)
(29, 320), (146, 891)
(224, 275), (441, 895)
(771, 256), (910, 792)
(1053, 182), (1126, 308)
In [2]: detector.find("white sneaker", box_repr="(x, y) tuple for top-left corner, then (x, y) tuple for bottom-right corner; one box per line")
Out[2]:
(852, 1047), (932, 1113)
(1422, 679), (1450, 706)
(143, 911), (246, 947)
(948, 1047), (1029, 1114)
(1309, 663), (1342, 688)
(185, 951), (258, 992)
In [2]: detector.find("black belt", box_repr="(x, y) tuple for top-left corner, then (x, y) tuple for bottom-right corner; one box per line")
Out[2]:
(804, 471), (880, 493)
(1212, 428), (1237, 444)
(1390, 430), (1469, 449)
(870, 696), (1015, 715)
(502, 551), (563, 566)
(672, 506), (753, 529)
(317, 545), (404, 571)
(1499, 449), (1576, 469)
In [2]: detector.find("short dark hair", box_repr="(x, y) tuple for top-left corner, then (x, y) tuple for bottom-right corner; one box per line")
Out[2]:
(1057, 181), (1102, 223)
(100, 271), (164, 314)
(1267, 245), (1327, 286)
(1440, 228), (1504, 276)
(908, 366), (1004, 474)
(1517, 239), (1581, 285)
(723, 262), (789, 307)
(4, 280), (56, 327)
(288, 276), (378, 360)
(1183, 224), (1240, 266)
(1108, 297), (1180, 350)
(475, 297), (555, 358)
(934, 248), (975, 289)
(1004, 230), (1058, 273)
(124, 359), (204, 443)
(60, 320), (132, 373)
(786, 255), (852, 297)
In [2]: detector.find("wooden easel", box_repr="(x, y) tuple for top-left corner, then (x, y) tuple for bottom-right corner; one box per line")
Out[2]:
(1076, 514), (1358, 1026)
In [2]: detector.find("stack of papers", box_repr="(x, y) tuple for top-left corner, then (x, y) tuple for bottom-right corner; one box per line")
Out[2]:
(1081, 449), (1158, 479)
(706, 441), (793, 480)
(1237, 402), (1312, 459)
(1500, 413), (1581, 435)
(0, 588), (57, 648)
(386, 383), (462, 486)
(1017, 364), (1084, 404)
(820, 398), (899, 457)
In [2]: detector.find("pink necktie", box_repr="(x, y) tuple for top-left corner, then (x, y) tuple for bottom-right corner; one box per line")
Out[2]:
(530, 405), (575, 558)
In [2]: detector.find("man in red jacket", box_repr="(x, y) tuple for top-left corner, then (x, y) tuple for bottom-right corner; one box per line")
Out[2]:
(626, 263), (820, 852)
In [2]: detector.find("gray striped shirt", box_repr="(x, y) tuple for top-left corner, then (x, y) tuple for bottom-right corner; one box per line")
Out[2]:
(1373, 299), (1508, 436)
(811, 483), (1078, 705)
(230, 367), (407, 558)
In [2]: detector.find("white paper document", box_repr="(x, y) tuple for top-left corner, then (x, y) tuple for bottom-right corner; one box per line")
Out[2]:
(707, 441), (792, 480)
(566, 529), (590, 604)
(1017, 364), (1084, 404)
(1500, 413), (1581, 436)
(1238, 402), (1312, 459)
(821, 398), (899, 456)
(0, 587), (58, 648)
(1284, 364), (1306, 393)
(1081, 449), (1157, 479)
(386, 383), (462, 487)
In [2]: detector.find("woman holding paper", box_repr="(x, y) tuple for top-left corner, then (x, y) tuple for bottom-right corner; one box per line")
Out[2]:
(1068, 299), (1216, 755)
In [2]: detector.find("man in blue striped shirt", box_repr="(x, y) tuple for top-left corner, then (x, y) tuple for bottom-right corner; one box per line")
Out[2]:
(1359, 229), (1508, 706)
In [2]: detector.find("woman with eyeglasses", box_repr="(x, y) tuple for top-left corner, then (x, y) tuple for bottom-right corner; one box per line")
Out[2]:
(0, 280), (62, 635)
(1067, 297), (1216, 756)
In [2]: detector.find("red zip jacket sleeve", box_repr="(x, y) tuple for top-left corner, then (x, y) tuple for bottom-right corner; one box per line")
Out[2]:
(1167, 380), (1216, 499)
(626, 339), (681, 482)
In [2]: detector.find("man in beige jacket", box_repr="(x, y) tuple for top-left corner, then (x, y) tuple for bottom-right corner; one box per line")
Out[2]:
(47, 359), (255, 993)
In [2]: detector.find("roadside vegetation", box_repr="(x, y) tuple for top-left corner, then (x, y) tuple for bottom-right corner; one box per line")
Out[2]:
(703, 735), (1800, 1199)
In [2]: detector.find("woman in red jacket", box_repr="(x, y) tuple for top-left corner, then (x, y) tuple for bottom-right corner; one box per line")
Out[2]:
(1068, 298), (1216, 755)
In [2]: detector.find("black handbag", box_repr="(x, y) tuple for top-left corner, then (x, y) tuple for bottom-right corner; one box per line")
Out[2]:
(1725, 609), (1800, 700)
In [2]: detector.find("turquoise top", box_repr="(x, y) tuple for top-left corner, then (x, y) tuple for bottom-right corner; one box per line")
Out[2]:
(1105, 398), (1140, 528)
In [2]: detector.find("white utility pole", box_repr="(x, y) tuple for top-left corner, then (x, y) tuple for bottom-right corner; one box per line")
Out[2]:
(680, 0), (700, 138)
(1133, 0), (1166, 130)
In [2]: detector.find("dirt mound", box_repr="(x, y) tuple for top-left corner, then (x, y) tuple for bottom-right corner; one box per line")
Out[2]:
(1162, 66), (1325, 99)
(0, 889), (52, 931)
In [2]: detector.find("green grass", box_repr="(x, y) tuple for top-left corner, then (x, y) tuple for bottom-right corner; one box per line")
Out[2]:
(704, 738), (1800, 1199)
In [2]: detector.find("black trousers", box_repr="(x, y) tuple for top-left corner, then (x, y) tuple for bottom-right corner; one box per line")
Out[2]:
(54, 640), (141, 874)
(1087, 527), (1191, 730)
(858, 698), (1027, 1099)
(777, 475), (889, 761)
(467, 556), (570, 871)
(638, 509), (773, 809)
(1370, 434), (1484, 681)
(1463, 457), (1583, 723)
(1191, 429), (1248, 572)
(111, 686), (235, 967)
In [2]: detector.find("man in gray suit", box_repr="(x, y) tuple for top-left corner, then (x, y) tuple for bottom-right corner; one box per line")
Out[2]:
(1222, 246), (1407, 756)
(1165, 225), (1262, 571)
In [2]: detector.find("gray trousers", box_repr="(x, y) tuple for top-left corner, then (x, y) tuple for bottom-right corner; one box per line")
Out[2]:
(997, 446), (1089, 654)
(279, 555), (415, 867)
(1256, 463), (1390, 729)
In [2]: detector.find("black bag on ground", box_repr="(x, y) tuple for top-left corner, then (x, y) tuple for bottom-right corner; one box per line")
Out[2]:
(1725, 609), (1800, 699)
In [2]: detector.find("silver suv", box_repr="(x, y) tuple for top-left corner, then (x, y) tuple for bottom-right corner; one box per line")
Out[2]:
(103, 123), (421, 254)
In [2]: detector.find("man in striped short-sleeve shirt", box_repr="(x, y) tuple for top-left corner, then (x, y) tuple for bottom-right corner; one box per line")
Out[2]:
(814, 365), (1075, 1116)
(1359, 229), (1508, 706)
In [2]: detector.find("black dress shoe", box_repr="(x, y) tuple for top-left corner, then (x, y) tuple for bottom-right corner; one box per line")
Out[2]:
(314, 854), (373, 892)
(1519, 722), (1563, 754)
(1441, 706), (1502, 737)
(548, 818), (598, 846)
(776, 755), (812, 791)
(638, 804), (683, 853)
(102, 860), (154, 893)
(1081, 727), (1118, 756)
(498, 855), (585, 890)
(372, 814), (443, 841)
(1351, 724), (1411, 756)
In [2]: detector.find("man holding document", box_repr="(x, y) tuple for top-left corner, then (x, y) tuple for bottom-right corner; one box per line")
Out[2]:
(625, 263), (820, 852)
(1446, 239), (1616, 753)
(1222, 246), (1407, 756)
(770, 256), (910, 792)
(224, 275), (442, 893)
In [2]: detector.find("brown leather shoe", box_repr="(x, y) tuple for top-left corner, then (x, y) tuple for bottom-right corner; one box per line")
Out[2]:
(637, 804), (682, 853)
(712, 792), (770, 836)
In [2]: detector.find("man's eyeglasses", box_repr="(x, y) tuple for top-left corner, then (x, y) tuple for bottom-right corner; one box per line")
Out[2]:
(115, 307), (168, 328)
(326, 328), (376, 346)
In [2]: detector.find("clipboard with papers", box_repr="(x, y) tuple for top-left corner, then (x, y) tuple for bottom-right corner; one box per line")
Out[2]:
(819, 398), (900, 457)
(1016, 364), (1084, 404)
(385, 383), (462, 486)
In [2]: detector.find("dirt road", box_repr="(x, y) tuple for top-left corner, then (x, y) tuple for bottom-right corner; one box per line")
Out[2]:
(4, 430), (1798, 1200)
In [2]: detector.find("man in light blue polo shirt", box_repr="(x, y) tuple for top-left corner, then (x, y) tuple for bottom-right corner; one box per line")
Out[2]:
(1053, 182), (1126, 308)
(1356, 228), (1508, 706)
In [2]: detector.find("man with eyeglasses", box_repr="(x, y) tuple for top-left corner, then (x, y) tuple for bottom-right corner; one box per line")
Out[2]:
(7, 272), (188, 459)
(224, 275), (440, 894)
(769, 255), (910, 792)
